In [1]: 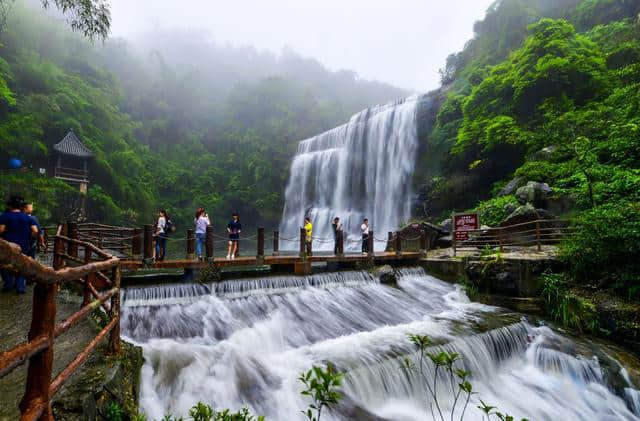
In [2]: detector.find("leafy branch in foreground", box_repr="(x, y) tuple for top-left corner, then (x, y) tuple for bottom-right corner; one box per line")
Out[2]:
(299, 363), (344, 421)
(402, 334), (529, 421)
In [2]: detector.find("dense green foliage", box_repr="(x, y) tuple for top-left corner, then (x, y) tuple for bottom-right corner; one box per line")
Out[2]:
(423, 0), (640, 298)
(0, 2), (406, 230)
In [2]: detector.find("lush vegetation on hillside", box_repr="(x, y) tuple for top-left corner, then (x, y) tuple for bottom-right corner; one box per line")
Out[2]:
(0, 2), (407, 229)
(421, 0), (640, 299)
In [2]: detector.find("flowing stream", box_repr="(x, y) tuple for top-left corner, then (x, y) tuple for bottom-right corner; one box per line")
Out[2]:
(279, 96), (430, 251)
(122, 268), (640, 420)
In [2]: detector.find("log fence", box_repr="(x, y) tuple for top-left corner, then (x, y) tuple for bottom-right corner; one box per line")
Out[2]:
(0, 223), (121, 421)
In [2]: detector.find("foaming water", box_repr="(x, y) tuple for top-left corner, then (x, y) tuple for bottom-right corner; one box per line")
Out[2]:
(279, 95), (430, 251)
(121, 268), (640, 420)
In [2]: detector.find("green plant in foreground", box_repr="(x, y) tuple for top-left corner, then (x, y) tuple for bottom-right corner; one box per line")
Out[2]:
(403, 334), (529, 421)
(105, 402), (124, 421)
(299, 363), (344, 421)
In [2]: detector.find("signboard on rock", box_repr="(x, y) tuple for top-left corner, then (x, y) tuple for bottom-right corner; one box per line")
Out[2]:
(453, 212), (479, 242)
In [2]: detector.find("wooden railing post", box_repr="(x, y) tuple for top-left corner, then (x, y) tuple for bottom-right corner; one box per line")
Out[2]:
(394, 232), (402, 256)
(536, 220), (541, 251)
(299, 227), (306, 259)
(273, 230), (280, 256)
(53, 235), (65, 270)
(387, 231), (393, 252)
(257, 228), (264, 259)
(19, 281), (57, 420)
(82, 246), (92, 307)
(186, 229), (195, 260)
(368, 230), (374, 257)
(67, 221), (78, 258)
(337, 230), (344, 256)
(206, 226), (214, 260)
(108, 264), (121, 355)
(131, 227), (142, 257)
(498, 228), (504, 252)
(143, 225), (153, 262)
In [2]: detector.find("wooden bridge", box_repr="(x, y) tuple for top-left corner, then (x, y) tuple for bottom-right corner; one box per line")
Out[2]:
(65, 223), (429, 275)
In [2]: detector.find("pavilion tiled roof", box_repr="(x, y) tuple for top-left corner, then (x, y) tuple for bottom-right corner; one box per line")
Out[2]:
(53, 130), (93, 158)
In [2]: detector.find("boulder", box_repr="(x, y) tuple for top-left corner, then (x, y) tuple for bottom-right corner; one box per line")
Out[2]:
(530, 145), (558, 162)
(500, 204), (555, 227)
(498, 177), (523, 196)
(374, 265), (396, 284)
(515, 181), (552, 207)
(503, 202), (518, 215)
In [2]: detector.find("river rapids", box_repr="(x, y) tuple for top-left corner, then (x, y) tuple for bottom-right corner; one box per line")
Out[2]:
(121, 268), (640, 420)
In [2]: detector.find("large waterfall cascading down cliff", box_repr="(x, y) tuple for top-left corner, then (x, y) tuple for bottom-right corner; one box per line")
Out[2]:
(280, 95), (429, 251)
(121, 268), (640, 420)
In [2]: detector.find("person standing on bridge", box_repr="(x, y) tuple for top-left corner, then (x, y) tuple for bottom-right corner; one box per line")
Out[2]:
(304, 216), (313, 256)
(194, 208), (209, 260)
(361, 218), (370, 254)
(22, 202), (45, 258)
(227, 212), (241, 260)
(155, 210), (168, 261)
(0, 195), (38, 294)
(332, 217), (342, 255)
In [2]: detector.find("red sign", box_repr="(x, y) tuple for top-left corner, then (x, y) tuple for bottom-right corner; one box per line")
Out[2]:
(453, 213), (479, 242)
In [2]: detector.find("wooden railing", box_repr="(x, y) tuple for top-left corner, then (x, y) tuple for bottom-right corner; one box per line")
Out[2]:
(54, 167), (89, 183)
(452, 219), (574, 255)
(0, 224), (121, 421)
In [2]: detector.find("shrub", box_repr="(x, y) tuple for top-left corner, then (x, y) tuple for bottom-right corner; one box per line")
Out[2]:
(473, 195), (518, 227)
(560, 201), (640, 298)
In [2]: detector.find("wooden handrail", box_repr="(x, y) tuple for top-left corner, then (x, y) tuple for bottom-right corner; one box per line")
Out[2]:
(0, 226), (121, 420)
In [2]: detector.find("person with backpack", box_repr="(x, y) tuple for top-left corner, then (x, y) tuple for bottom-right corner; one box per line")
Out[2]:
(155, 210), (169, 261)
(304, 216), (313, 256)
(0, 195), (38, 294)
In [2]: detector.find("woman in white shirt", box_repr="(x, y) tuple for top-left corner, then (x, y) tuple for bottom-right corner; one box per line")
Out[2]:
(361, 218), (369, 254)
(194, 208), (210, 260)
(155, 210), (167, 261)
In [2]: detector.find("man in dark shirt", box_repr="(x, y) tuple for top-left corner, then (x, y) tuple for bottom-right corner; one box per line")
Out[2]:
(23, 202), (45, 258)
(0, 196), (38, 294)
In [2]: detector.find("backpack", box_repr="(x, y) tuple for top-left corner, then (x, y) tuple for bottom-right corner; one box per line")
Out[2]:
(165, 218), (175, 235)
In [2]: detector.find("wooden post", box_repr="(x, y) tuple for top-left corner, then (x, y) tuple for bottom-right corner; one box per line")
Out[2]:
(536, 220), (541, 251)
(273, 230), (280, 256)
(186, 229), (195, 260)
(257, 227), (264, 259)
(131, 227), (142, 257)
(143, 225), (153, 262)
(452, 222), (457, 257)
(420, 229), (428, 256)
(67, 221), (78, 258)
(299, 227), (306, 259)
(53, 236), (65, 270)
(82, 246), (92, 307)
(387, 231), (393, 252)
(108, 265), (121, 355)
(337, 230), (344, 257)
(394, 232), (402, 256)
(19, 273), (57, 420)
(367, 230), (374, 257)
(206, 226), (214, 260)
(498, 228), (504, 252)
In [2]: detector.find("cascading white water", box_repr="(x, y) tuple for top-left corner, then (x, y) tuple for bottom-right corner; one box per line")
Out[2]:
(279, 95), (427, 251)
(121, 269), (640, 420)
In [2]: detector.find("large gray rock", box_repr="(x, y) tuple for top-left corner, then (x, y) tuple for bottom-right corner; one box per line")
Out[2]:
(498, 177), (523, 196)
(374, 265), (396, 284)
(500, 204), (555, 227)
(530, 145), (558, 161)
(515, 181), (552, 207)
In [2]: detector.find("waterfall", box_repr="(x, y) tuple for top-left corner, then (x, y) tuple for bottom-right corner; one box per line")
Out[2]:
(121, 269), (640, 420)
(279, 95), (429, 251)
